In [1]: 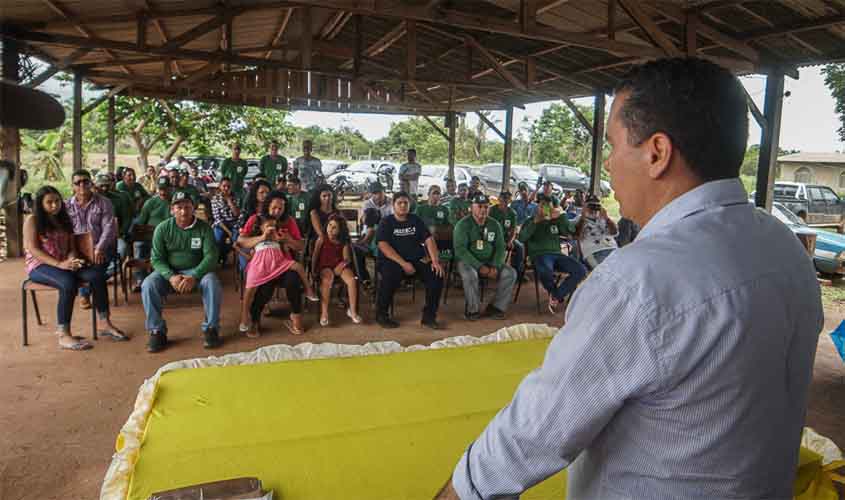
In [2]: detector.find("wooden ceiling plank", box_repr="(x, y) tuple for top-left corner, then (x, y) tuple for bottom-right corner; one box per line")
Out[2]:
(617, 0), (682, 57)
(464, 34), (527, 91)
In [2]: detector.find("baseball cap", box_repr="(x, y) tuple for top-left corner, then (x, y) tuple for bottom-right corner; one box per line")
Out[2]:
(166, 160), (180, 171)
(542, 179), (553, 186)
(157, 177), (171, 189)
(517, 182), (529, 190)
(499, 190), (512, 199)
(94, 173), (114, 186)
(369, 182), (384, 193)
(170, 190), (194, 205)
(471, 193), (490, 205)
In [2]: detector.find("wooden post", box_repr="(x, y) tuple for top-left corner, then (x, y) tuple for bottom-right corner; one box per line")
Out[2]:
(589, 92), (606, 196)
(447, 111), (456, 182)
(1, 37), (23, 257)
(754, 71), (786, 211)
(107, 96), (116, 172)
(502, 105), (514, 191)
(73, 70), (83, 171)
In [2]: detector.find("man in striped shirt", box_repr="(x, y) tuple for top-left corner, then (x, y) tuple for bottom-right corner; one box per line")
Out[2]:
(438, 58), (823, 499)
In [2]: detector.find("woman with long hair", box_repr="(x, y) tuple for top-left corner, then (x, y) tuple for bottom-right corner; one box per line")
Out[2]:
(308, 183), (338, 240)
(239, 179), (272, 228)
(23, 186), (126, 350)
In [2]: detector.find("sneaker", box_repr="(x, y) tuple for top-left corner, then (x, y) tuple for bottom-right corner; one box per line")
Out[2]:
(347, 309), (363, 324)
(376, 315), (399, 329)
(421, 317), (442, 330)
(484, 304), (506, 320)
(464, 311), (481, 321)
(147, 331), (167, 353)
(203, 328), (223, 349)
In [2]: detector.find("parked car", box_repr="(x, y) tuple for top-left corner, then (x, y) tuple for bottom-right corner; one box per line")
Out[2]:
(416, 164), (477, 197)
(771, 201), (845, 280)
(476, 163), (564, 197)
(769, 182), (845, 228)
(185, 155), (225, 182)
(320, 160), (349, 178)
(327, 160), (399, 195)
(537, 163), (611, 197)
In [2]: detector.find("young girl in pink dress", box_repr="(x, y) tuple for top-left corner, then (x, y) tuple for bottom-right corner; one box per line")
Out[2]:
(240, 217), (317, 337)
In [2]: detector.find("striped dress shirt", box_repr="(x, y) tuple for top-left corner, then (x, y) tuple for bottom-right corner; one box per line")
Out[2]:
(453, 178), (824, 499)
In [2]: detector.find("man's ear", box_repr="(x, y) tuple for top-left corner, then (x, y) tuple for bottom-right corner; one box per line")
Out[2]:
(645, 132), (674, 180)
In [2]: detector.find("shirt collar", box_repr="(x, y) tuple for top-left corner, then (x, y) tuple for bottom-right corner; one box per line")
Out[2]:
(176, 217), (198, 230)
(638, 178), (748, 239)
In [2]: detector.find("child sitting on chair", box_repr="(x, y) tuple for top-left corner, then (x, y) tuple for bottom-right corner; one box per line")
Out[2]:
(240, 216), (317, 337)
(311, 214), (362, 327)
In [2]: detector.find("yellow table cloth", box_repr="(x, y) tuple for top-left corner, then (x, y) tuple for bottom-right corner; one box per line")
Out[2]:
(110, 326), (566, 499)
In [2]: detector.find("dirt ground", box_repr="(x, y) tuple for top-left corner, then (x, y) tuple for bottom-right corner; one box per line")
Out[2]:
(0, 258), (843, 500)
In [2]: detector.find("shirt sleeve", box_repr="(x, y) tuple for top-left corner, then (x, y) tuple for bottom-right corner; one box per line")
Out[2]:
(151, 224), (175, 279)
(190, 224), (219, 280)
(96, 197), (118, 252)
(285, 217), (302, 240)
(492, 221), (507, 269)
(518, 219), (537, 243)
(452, 270), (663, 498)
(136, 198), (150, 225)
(453, 220), (483, 270)
(240, 214), (257, 236)
(416, 216), (431, 243)
(375, 217), (392, 244)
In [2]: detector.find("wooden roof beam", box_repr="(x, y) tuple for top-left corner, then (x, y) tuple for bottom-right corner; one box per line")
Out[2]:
(562, 98), (594, 136)
(161, 12), (235, 51)
(141, 0), (183, 76)
(464, 35), (527, 91)
(265, 7), (294, 59)
(740, 13), (845, 41)
(537, 0), (570, 15)
(476, 111), (505, 140)
(617, 0), (682, 57)
(26, 47), (90, 87)
(423, 116), (449, 140)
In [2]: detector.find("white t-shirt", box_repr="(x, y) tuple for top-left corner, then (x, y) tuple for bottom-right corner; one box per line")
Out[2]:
(579, 216), (618, 258)
(293, 156), (323, 191)
(399, 162), (422, 195)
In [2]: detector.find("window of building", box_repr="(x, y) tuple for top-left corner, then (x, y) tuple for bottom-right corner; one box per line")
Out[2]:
(839, 172), (845, 189)
(794, 167), (813, 183)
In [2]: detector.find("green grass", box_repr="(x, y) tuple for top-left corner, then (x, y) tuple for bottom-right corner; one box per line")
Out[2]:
(821, 281), (845, 308)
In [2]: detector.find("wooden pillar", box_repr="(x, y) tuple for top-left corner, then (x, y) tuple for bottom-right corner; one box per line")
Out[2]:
(107, 96), (116, 172)
(589, 92), (606, 196)
(502, 105), (514, 191)
(72, 70), (83, 171)
(1, 38), (23, 257)
(447, 111), (456, 182)
(754, 71), (786, 211)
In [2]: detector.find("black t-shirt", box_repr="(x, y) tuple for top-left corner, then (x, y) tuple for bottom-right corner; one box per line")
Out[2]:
(376, 214), (430, 263)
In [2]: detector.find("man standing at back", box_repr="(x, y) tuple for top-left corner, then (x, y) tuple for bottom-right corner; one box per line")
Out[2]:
(437, 58), (823, 499)
(398, 148), (422, 197)
(220, 143), (248, 201)
(260, 139), (288, 185)
(293, 139), (322, 193)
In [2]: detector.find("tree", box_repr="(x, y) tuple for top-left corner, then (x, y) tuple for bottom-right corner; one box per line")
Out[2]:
(530, 103), (593, 170)
(22, 127), (68, 181)
(823, 64), (845, 143)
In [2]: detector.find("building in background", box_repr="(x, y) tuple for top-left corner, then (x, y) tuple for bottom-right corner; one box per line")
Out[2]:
(779, 152), (845, 191)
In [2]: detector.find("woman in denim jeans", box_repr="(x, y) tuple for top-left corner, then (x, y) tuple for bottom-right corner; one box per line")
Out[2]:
(23, 186), (126, 350)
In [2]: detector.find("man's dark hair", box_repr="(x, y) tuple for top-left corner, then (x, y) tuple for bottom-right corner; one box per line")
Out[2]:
(220, 176), (232, 183)
(393, 191), (411, 204)
(407, 148), (416, 155)
(71, 169), (91, 180)
(613, 57), (748, 182)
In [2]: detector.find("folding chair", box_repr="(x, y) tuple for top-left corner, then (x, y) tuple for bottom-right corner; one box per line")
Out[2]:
(121, 224), (155, 305)
(340, 208), (360, 240)
(21, 279), (97, 347)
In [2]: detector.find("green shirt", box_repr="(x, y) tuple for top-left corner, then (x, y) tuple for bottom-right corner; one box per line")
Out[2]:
(116, 181), (149, 212)
(518, 215), (576, 259)
(220, 158), (249, 196)
(151, 217), (218, 280)
(447, 198), (471, 225)
(175, 185), (201, 204)
(489, 205), (518, 240)
(103, 190), (134, 237)
(453, 215), (506, 270)
(259, 154), (288, 184)
(288, 191), (311, 230)
(414, 202), (450, 227)
(136, 195), (172, 227)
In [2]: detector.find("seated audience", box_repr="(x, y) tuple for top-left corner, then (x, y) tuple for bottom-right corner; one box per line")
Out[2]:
(518, 193), (587, 313)
(139, 165), (158, 193)
(353, 206), (381, 287)
(286, 176), (311, 237)
(376, 191), (445, 330)
(24, 186), (126, 349)
(238, 216), (317, 337)
(490, 190), (524, 279)
(188, 164), (208, 193)
(615, 217), (640, 247)
(448, 184), (471, 225)
(414, 185), (450, 227)
(576, 194), (619, 269)
(453, 193), (517, 320)
(511, 182), (537, 225)
(116, 167), (149, 214)
(142, 191), (221, 352)
(308, 184), (339, 241)
(94, 173), (133, 262)
(210, 177), (241, 264)
(133, 177), (173, 290)
(311, 214), (361, 327)
(362, 182), (393, 221)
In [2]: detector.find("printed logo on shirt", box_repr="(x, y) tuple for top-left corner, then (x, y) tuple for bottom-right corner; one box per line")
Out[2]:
(238, 166), (245, 174)
(299, 202), (305, 210)
(504, 220), (511, 228)
(437, 211), (444, 219)
(191, 237), (202, 249)
(487, 231), (496, 242)
(550, 225), (559, 235)
(393, 226), (417, 237)
(476, 240), (484, 251)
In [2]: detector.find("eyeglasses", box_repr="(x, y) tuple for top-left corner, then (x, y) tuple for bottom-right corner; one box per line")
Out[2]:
(73, 179), (92, 186)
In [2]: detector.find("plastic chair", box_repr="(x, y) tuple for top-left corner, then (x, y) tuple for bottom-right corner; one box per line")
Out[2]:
(21, 279), (97, 347)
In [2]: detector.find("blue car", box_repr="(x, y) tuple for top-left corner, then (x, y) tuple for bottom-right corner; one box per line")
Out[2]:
(772, 202), (845, 279)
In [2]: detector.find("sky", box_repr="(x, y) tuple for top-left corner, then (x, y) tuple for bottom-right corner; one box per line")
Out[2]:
(289, 66), (844, 153)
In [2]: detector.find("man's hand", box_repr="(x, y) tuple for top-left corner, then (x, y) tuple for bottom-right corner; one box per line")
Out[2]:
(169, 275), (184, 291)
(277, 228), (290, 242)
(400, 260), (416, 275)
(431, 260), (444, 278)
(333, 260), (349, 275)
(93, 249), (106, 265)
(478, 265), (490, 278)
(488, 266), (499, 280)
(179, 275), (196, 294)
(551, 207), (562, 220)
(57, 258), (77, 271)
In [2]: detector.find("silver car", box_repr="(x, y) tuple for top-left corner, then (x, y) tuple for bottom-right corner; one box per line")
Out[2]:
(416, 164), (476, 197)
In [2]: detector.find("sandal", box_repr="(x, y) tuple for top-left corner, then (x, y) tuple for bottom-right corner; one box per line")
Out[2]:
(99, 327), (130, 342)
(320, 316), (329, 327)
(247, 323), (260, 339)
(59, 339), (93, 351)
(346, 309), (363, 324)
(283, 320), (305, 336)
(305, 291), (320, 302)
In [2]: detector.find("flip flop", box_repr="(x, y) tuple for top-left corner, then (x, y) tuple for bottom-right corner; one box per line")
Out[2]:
(305, 292), (320, 302)
(283, 320), (305, 336)
(246, 323), (260, 339)
(59, 339), (93, 351)
(99, 328), (130, 342)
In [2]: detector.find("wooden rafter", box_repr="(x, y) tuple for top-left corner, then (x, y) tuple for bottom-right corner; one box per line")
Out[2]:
(161, 13), (234, 51)
(81, 84), (129, 116)
(476, 111), (505, 140)
(423, 115), (449, 140)
(617, 0), (682, 57)
(265, 7), (294, 59)
(26, 47), (90, 87)
(537, 0), (569, 15)
(142, 0), (182, 76)
(734, 4), (823, 56)
(464, 35), (527, 91)
(562, 98), (594, 136)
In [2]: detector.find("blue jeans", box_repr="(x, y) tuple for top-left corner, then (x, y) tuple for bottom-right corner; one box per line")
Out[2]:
(141, 269), (221, 333)
(510, 239), (525, 278)
(79, 248), (112, 301)
(213, 224), (236, 263)
(29, 263), (110, 328)
(533, 253), (587, 301)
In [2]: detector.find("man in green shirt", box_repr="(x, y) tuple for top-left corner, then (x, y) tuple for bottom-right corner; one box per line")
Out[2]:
(116, 167), (149, 214)
(142, 191), (222, 353)
(259, 140), (288, 185)
(518, 193), (586, 313)
(489, 190), (524, 279)
(132, 177), (172, 291)
(176, 169), (201, 204)
(453, 193), (517, 320)
(286, 176), (311, 237)
(447, 184), (471, 225)
(220, 142), (248, 200)
(95, 173), (133, 260)
(415, 185), (452, 261)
